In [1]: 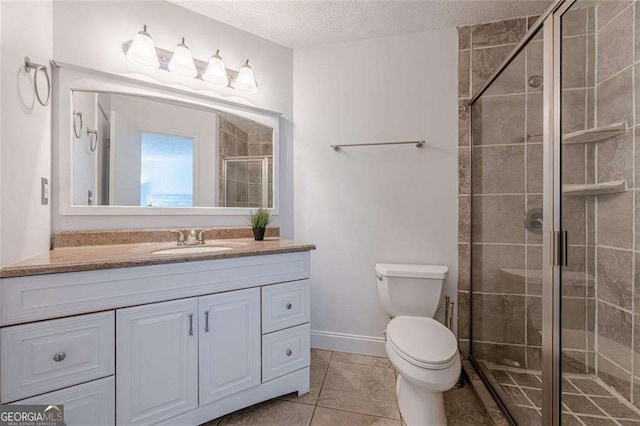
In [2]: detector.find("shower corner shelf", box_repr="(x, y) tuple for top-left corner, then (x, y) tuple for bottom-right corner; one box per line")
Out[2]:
(562, 180), (627, 196)
(563, 122), (627, 145)
(525, 122), (627, 145)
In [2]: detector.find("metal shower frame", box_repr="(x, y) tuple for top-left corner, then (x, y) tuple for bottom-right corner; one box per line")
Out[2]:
(467, 0), (575, 424)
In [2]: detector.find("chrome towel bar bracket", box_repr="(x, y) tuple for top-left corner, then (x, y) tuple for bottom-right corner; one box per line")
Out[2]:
(331, 140), (425, 152)
(24, 57), (51, 107)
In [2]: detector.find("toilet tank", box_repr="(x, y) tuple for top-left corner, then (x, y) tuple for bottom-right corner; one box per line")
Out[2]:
(375, 263), (449, 318)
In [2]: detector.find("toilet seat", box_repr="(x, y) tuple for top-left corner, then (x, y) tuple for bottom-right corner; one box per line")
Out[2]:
(387, 316), (458, 370)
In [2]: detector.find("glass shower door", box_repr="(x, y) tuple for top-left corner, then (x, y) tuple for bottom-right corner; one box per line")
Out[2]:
(469, 24), (545, 426)
(558, 1), (640, 424)
(223, 156), (272, 208)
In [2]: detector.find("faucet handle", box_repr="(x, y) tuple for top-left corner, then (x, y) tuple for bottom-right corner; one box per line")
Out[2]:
(176, 230), (185, 246)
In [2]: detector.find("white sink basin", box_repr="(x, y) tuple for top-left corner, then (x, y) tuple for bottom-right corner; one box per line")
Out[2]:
(152, 246), (234, 255)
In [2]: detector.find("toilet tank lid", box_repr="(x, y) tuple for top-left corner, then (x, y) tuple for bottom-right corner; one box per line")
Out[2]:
(375, 263), (449, 279)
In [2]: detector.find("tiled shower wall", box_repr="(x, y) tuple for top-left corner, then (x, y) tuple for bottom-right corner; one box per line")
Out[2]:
(457, 12), (594, 371)
(457, 15), (544, 366)
(458, 0), (640, 410)
(217, 117), (273, 207)
(589, 0), (640, 406)
(218, 117), (249, 207)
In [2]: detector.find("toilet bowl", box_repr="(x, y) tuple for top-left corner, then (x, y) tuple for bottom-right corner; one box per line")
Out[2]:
(375, 263), (460, 425)
(385, 316), (461, 426)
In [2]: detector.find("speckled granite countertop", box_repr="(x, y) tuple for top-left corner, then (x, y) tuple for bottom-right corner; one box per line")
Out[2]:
(1, 228), (315, 278)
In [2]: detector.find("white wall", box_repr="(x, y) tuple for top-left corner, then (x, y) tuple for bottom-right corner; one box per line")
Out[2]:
(107, 94), (216, 207)
(0, 1), (53, 266)
(72, 92), (98, 206)
(52, 1), (294, 237)
(293, 30), (458, 355)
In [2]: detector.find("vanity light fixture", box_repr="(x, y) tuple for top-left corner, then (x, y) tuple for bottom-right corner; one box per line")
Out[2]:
(234, 60), (258, 94)
(203, 49), (230, 87)
(168, 37), (198, 79)
(126, 25), (159, 69)
(123, 29), (259, 94)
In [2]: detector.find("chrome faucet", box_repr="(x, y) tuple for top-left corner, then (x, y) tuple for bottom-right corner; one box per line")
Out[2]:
(176, 229), (209, 246)
(185, 230), (198, 245)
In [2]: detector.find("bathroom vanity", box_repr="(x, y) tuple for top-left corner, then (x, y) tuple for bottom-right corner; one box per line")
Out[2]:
(0, 233), (315, 425)
(0, 54), (317, 424)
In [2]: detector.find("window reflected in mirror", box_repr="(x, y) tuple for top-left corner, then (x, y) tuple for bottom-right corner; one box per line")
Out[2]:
(140, 132), (194, 207)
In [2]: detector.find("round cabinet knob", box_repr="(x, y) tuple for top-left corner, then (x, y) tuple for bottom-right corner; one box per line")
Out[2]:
(286, 349), (293, 357)
(53, 352), (66, 362)
(286, 303), (293, 310)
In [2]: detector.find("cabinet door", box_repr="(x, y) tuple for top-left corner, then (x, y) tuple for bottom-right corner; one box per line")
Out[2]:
(199, 288), (261, 405)
(13, 377), (115, 426)
(117, 298), (198, 425)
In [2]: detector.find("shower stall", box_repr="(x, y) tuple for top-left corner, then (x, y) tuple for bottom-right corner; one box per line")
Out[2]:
(466, 0), (640, 424)
(222, 156), (273, 208)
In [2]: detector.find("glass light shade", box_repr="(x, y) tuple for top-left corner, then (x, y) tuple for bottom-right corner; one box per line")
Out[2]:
(203, 50), (229, 87)
(234, 60), (258, 94)
(126, 25), (159, 69)
(168, 38), (198, 79)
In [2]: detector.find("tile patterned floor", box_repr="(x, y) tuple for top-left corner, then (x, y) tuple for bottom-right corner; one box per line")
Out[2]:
(488, 366), (640, 425)
(203, 350), (490, 425)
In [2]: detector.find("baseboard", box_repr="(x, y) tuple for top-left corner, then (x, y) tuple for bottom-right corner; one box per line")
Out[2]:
(310, 330), (387, 357)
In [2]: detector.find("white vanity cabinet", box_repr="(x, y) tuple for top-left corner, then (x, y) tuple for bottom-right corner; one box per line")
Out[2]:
(0, 251), (312, 426)
(11, 377), (116, 425)
(199, 288), (261, 405)
(116, 299), (199, 425)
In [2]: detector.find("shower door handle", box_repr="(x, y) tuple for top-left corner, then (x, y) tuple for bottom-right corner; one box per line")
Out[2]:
(552, 230), (568, 267)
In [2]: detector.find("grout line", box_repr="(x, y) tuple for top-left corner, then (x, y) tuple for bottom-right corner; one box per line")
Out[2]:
(593, 0), (601, 380)
(594, 62), (633, 89)
(524, 40), (530, 369)
(631, 0), (637, 408)
(596, 298), (634, 316)
(597, 351), (635, 377)
(596, 2), (634, 34)
(560, 395), (587, 426)
(566, 376), (618, 420)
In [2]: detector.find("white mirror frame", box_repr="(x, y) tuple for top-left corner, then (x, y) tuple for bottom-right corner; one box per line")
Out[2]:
(54, 61), (281, 216)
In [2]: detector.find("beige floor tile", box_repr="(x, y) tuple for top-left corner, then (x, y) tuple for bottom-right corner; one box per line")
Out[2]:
(311, 407), (401, 425)
(280, 349), (332, 405)
(317, 360), (400, 420)
(218, 399), (315, 425)
(330, 352), (393, 368)
(444, 384), (492, 425)
(199, 351), (492, 426)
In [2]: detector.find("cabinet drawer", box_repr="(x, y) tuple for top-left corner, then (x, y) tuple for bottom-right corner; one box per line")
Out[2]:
(1, 311), (115, 403)
(12, 377), (115, 426)
(262, 280), (310, 333)
(262, 324), (310, 382)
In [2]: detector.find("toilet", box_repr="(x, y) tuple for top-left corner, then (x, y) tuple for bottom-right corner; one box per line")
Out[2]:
(375, 263), (460, 426)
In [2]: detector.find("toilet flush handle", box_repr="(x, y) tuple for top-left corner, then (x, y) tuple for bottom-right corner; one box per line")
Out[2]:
(376, 273), (383, 281)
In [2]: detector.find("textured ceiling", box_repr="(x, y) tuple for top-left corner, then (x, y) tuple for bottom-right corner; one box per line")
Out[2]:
(170, 0), (552, 48)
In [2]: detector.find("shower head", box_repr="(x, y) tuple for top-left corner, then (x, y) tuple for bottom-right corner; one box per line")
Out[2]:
(528, 75), (543, 88)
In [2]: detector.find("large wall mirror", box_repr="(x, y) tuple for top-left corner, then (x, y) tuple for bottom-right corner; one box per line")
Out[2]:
(57, 66), (280, 216)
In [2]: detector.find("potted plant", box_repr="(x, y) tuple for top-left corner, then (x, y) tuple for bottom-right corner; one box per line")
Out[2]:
(249, 208), (272, 241)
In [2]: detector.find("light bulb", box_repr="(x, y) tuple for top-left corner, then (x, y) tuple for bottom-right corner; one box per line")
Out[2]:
(234, 59), (258, 94)
(203, 49), (229, 87)
(126, 25), (159, 69)
(168, 37), (197, 79)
